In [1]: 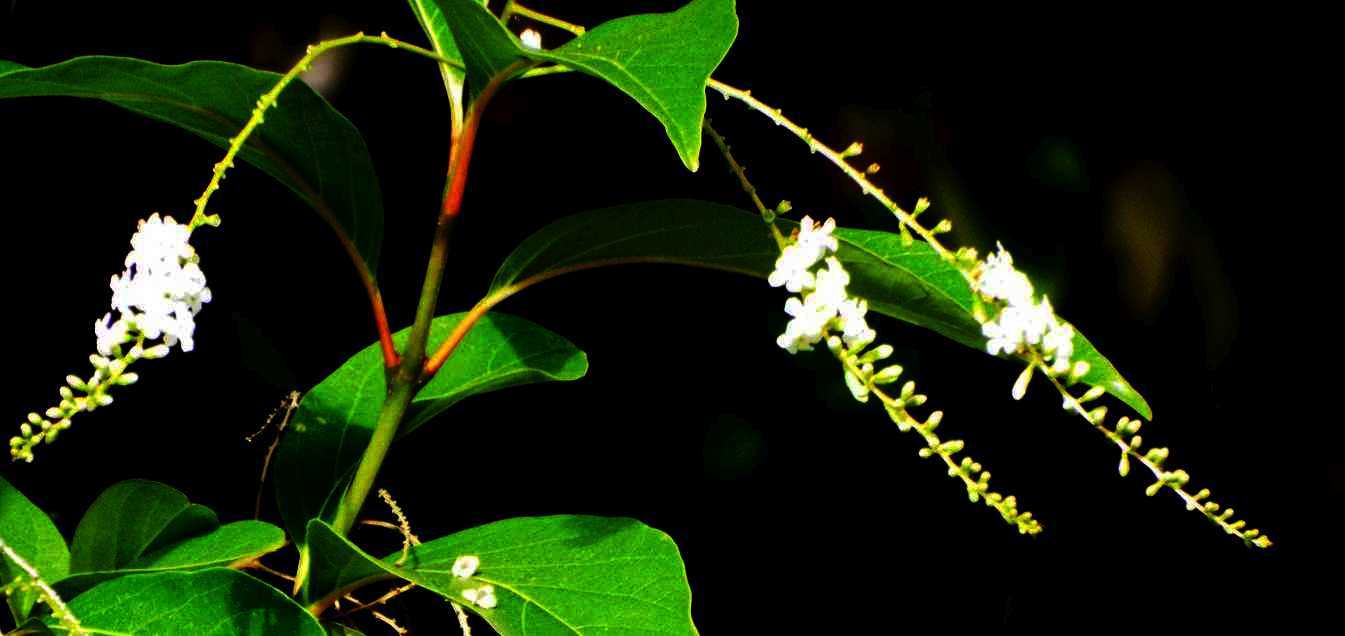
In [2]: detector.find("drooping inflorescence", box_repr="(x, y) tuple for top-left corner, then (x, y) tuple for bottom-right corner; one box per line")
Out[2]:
(958, 241), (1270, 547)
(770, 217), (1042, 535)
(10, 213), (210, 462)
(705, 76), (1271, 547)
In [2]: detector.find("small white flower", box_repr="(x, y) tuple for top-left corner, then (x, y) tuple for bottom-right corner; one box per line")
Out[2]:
(768, 244), (820, 293)
(836, 297), (875, 350)
(94, 313), (131, 357)
(452, 555), (480, 579)
(796, 216), (839, 254)
(520, 28), (542, 49)
(777, 294), (835, 353)
(1041, 320), (1075, 373)
(974, 243), (1034, 305)
(767, 216), (839, 293)
(463, 584), (497, 609)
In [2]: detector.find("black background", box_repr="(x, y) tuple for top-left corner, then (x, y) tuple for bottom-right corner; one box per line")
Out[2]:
(0, 1), (1333, 633)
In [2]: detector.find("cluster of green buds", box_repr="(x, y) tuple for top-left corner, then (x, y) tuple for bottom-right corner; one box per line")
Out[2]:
(1058, 386), (1272, 547)
(829, 334), (1041, 535)
(10, 343), (167, 462)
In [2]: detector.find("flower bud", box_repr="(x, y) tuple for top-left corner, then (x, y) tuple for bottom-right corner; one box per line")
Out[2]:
(873, 365), (903, 384)
(1011, 366), (1033, 401)
(1080, 386), (1106, 402)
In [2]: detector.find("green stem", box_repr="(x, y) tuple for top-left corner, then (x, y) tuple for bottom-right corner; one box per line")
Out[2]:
(502, 1), (587, 35)
(189, 31), (462, 231)
(327, 381), (418, 537)
(702, 120), (787, 249)
(190, 31), (462, 369)
(326, 61), (525, 541)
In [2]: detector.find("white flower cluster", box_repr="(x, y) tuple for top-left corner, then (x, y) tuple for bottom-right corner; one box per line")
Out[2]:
(11, 213), (209, 463)
(972, 244), (1074, 373)
(451, 554), (496, 607)
(96, 214), (211, 356)
(771, 217), (875, 354)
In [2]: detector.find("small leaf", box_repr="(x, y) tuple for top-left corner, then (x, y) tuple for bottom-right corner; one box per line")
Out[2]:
(305, 517), (697, 635)
(0, 57), (385, 273)
(55, 521), (286, 598)
(272, 313), (588, 546)
(492, 199), (1151, 418)
(61, 569), (325, 635)
(0, 475), (70, 622)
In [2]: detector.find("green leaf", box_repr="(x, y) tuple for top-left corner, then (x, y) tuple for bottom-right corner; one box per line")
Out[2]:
(0, 56), (384, 272)
(434, 0), (528, 101)
(272, 313), (588, 546)
(69, 480), (197, 574)
(539, 0), (738, 171)
(404, 0), (478, 108)
(434, 0), (738, 171)
(306, 517), (697, 635)
(55, 521), (287, 598)
(0, 475), (70, 622)
(491, 199), (1151, 418)
(490, 200), (774, 293)
(61, 568), (325, 635)
(832, 227), (1151, 418)
(145, 504), (220, 555)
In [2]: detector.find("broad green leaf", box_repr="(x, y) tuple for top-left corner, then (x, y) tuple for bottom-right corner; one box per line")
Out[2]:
(0, 476), (70, 622)
(69, 479), (197, 574)
(491, 199), (1151, 418)
(435, 0), (738, 171)
(145, 504), (220, 554)
(540, 0), (738, 171)
(0, 57), (384, 272)
(490, 200), (774, 293)
(61, 568), (325, 635)
(272, 313), (588, 546)
(55, 521), (286, 598)
(306, 517), (697, 635)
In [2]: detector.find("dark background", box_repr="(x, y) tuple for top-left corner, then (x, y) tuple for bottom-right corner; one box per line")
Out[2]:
(0, 1), (1333, 632)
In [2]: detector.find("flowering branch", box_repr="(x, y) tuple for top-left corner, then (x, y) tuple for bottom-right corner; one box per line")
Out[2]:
(12, 214), (208, 462)
(1042, 360), (1270, 547)
(700, 74), (1271, 547)
(767, 216), (1041, 534)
